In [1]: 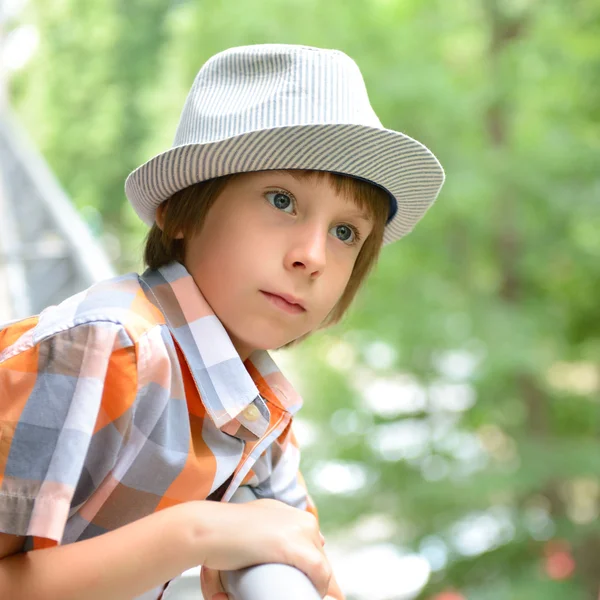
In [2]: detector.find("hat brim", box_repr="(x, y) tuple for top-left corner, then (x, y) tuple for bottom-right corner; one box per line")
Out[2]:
(125, 123), (444, 245)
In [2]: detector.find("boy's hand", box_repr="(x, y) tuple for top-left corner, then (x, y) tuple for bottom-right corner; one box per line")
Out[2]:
(196, 498), (331, 596)
(196, 497), (336, 598)
(199, 565), (227, 600)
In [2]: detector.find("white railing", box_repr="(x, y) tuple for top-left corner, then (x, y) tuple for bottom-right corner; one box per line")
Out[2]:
(0, 109), (115, 319)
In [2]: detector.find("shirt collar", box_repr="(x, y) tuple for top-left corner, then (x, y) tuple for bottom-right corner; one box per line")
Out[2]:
(138, 261), (303, 433)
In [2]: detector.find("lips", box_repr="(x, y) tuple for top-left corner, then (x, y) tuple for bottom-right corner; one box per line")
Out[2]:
(260, 291), (307, 314)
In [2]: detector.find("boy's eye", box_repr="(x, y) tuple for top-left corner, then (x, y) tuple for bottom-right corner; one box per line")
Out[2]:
(265, 191), (294, 213)
(265, 190), (360, 245)
(330, 224), (357, 244)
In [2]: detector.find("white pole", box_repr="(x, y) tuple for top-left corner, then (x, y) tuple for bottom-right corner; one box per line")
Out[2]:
(0, 2), (13, 322)
(0, 0), (6, 110)
(0, 2), (32, 321)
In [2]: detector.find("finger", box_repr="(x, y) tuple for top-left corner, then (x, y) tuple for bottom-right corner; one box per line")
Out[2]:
(200, 566), (227, 600)
(301, 551), (332, 598)
(319, 532), (326, 546)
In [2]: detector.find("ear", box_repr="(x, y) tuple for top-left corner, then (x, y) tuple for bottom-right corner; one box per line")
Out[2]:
(155, 202), (168, 231)
(155, 201), (184, 239)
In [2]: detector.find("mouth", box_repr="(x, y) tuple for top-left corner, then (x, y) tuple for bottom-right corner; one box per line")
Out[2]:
(260, 291), (307, 314)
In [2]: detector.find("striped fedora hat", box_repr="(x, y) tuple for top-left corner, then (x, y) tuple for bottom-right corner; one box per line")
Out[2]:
(125, 44), (445, 245)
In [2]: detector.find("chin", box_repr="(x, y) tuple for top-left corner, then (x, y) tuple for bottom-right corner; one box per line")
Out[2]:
(233, 323), (302, 354)
(247, 333), (294, 353)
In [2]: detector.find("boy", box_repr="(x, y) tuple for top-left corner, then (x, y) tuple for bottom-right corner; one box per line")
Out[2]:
(0, 44), (444, 599)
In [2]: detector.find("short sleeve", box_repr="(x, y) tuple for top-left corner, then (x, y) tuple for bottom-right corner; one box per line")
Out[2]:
(255, 420), (319, 523)
(0, 321), (133, 548)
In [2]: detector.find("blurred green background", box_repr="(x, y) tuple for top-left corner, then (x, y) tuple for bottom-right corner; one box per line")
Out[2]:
(2, 0), (599, 598)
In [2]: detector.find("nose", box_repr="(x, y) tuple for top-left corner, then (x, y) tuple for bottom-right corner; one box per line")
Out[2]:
(284, 221), (327, 279)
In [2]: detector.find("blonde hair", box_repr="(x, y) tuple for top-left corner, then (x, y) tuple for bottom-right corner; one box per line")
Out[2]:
(144, 170), (390, 342)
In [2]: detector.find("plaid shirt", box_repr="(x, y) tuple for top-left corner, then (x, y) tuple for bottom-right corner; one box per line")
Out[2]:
(0, 261), (316, 578)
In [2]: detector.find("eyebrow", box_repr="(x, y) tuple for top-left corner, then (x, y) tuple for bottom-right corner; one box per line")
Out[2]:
(344, 207), (372, 222)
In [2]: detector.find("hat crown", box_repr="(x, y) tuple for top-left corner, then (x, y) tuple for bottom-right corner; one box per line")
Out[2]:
(173, 44), (383, 146)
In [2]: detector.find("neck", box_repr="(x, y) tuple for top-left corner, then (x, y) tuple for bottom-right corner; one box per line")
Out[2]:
(226, 330), (255, 363)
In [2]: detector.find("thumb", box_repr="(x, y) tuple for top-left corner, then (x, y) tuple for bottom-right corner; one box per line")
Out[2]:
(200, 566), (228, 600)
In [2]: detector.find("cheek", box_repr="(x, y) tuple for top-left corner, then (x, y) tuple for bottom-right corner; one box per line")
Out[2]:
(185, 219), (269, 310)
(189, 237), (247, 284)
(209, 208), (268, 258)
(187, 210), (258, 272)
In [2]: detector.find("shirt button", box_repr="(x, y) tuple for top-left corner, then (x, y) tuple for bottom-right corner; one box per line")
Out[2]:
(242, 403), (261, 422)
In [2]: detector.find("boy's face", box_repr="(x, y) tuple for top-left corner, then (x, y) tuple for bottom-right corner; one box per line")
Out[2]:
(183, 171), (374, 360)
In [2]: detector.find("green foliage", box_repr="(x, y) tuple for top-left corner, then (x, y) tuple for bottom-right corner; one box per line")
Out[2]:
(8, 0), (600, 597)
